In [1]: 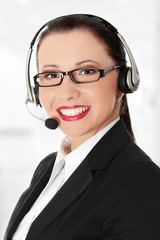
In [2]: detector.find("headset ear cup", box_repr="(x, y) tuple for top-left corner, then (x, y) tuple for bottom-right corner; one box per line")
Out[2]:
(118, 67), (132, 94)
(33, 84), (42, 107)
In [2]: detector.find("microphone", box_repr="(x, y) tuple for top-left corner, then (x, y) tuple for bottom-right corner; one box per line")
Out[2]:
(25, 101), (58, 130)
(45, 118), (58, 130)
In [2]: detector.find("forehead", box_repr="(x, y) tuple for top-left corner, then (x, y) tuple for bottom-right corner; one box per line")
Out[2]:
(37, 29), (114, 69)
(38, 29), (107, 53)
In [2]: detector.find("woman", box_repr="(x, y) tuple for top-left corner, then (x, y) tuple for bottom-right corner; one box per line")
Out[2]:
(5, 14), (160, 240)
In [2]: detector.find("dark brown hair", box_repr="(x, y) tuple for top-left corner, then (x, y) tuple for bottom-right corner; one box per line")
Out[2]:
(37, 14), (135, 141)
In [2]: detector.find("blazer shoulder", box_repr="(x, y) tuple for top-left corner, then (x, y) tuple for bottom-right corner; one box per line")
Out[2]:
(112, 139), (157, 166)
(114, 140), (160, 177)
(109, 141), (160, 200)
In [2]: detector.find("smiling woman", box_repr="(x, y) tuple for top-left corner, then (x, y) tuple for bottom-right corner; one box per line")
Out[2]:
(37, 28), (123, 145)
(4, 14), (160, 240)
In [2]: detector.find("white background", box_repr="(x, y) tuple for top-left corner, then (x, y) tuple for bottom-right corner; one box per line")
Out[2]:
(0, 0), (160, 238)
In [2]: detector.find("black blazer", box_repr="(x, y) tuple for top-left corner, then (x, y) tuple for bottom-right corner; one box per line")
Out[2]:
(4, 119), (160, 240)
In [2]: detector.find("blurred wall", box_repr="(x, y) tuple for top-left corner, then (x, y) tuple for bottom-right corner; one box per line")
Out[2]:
(0, 0), (159, 238)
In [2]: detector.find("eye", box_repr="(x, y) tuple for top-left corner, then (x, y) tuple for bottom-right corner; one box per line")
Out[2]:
(79, 68), (97, 75)
(44, 72), (60, 79)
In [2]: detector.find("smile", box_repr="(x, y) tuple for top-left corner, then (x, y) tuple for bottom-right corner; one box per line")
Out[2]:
(57, 105), (91, 121)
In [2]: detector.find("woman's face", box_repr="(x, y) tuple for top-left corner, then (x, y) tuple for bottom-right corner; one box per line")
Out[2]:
(38, 29), (123, 148)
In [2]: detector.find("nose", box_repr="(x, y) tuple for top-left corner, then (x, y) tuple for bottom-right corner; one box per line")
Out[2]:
(58, 74), (81, 101)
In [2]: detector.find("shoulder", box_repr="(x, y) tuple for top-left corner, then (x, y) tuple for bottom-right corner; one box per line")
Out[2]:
(106, 141), (160, 216)
(111, 141), (160, 190)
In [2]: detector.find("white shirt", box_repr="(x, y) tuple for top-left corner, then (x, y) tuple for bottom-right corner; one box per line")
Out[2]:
(12, 117), (120, 239)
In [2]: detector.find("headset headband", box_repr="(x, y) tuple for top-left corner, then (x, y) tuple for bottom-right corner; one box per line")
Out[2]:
(26, 14), (140, 105)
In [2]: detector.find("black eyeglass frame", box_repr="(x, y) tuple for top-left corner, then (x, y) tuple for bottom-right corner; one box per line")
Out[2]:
(34, 65), (121, 87)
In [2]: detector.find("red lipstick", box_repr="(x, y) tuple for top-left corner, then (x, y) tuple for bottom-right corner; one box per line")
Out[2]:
(57, 105), (91, 121)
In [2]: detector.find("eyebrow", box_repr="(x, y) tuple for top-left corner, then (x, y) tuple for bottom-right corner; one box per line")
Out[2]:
(75, 60), (100, 66)
(41, 60), (100, 70)
(42, 64), (59, 69)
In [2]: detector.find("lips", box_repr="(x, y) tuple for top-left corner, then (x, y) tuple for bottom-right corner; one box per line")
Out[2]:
(57, 105), (91, 121)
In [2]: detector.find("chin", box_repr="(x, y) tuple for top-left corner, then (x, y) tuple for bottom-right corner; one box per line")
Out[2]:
(59, 122), (89, 137)
(59, 128), (86, 138)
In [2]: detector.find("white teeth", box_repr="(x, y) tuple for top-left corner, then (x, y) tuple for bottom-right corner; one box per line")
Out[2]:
(60, 107), (88, 116)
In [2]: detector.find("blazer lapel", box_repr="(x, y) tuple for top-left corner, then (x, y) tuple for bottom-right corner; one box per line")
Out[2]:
(26, 158), (93, 240)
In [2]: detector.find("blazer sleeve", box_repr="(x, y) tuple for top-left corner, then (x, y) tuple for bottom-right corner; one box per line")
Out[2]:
(102, 157), (160, 240)
(4, 152), (56, 239)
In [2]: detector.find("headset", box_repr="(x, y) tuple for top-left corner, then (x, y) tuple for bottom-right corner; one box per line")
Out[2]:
(26, 14), (140, 107)
(25, 14), (140, 129)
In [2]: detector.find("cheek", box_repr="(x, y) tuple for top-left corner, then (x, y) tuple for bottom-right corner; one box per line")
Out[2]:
(90, 79), (119, 116)
(91, 79), (118, 104)
(39, 88), (55, 114)
(93, 90), (116, 118)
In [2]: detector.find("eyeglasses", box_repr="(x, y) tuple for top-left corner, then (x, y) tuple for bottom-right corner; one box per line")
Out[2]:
(34, 65), (121, 87)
